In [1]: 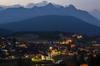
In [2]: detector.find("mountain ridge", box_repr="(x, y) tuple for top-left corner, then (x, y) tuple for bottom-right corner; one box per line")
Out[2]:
(0, 3), (100, 27)
(0, 15), (100, 35)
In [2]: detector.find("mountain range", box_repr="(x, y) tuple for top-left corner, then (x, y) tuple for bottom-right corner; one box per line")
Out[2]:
(0, 3), (100, 27)
(0, 3), (100, 35)
(0, 15), (100, 35)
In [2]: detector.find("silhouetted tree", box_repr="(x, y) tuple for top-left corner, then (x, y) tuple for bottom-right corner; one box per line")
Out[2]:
(88, 54), (95, 66)
(17, 58), (31, 66)
(13, 37), (16, 44)
(0, 41), (1, 44)
(73, 54), (80, 66)
(55, 63), (67, 66)
(80, 53), (85, 64)
(95, 53), (100, 66)
(17, 58), (24, 66)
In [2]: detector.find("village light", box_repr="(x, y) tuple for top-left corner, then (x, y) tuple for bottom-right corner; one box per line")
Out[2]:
(50, 47), (52, 49)
(31, 58), (35, 61)
(25, 55), (29, 58)
(80, 64), (88, 66)
(12, 56), (15, 59)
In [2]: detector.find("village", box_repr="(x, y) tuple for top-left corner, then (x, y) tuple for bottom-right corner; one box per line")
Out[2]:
(0, 32), (100, 66)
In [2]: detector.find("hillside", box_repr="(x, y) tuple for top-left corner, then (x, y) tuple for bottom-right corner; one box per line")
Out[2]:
(0, 28), (12, 35)
(0, 15), (100, 35)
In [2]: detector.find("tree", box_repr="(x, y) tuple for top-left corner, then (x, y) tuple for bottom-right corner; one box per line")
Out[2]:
(80, 53), (85, 64)
(13, 37), (16, 44)
(88, 54), (94, 66)
(17, 58), (31, 66)
(73, 54), (80, 66)
(44, 52), (47, 60)
(95, 53), (100, 66)
(17, 58), (24, 66)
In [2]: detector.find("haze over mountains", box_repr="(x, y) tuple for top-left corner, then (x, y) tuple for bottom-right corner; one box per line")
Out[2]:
(0, 3), (100, 27)
(0, 4), (23, 9)
(26, 1), (48, 8)
(26, 1), (62, 8)
(0, 1), (60, 9)
(89, 9), (100, 20)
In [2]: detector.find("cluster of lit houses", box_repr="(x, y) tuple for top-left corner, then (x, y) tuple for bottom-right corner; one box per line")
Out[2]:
(0, 34), (100, 66)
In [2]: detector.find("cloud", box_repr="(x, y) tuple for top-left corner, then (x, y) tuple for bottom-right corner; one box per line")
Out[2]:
(26, 1), (48, 8)
(0, 4), (23, 9)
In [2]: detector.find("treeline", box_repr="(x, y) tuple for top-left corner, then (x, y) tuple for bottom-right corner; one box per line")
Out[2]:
(4, 31), (74, 40)
(1, 31), (100, 42)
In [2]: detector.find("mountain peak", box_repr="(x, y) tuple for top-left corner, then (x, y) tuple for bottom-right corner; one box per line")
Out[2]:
(48, 3), (53, 5)
(68, 5), (77, 10)
(45, 3), (55, 7)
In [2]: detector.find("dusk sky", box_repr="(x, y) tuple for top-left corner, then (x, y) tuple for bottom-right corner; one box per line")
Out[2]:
(0, 0), (100, 11)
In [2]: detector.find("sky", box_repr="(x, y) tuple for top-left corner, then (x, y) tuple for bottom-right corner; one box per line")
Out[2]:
(0, 0), (100, 11)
